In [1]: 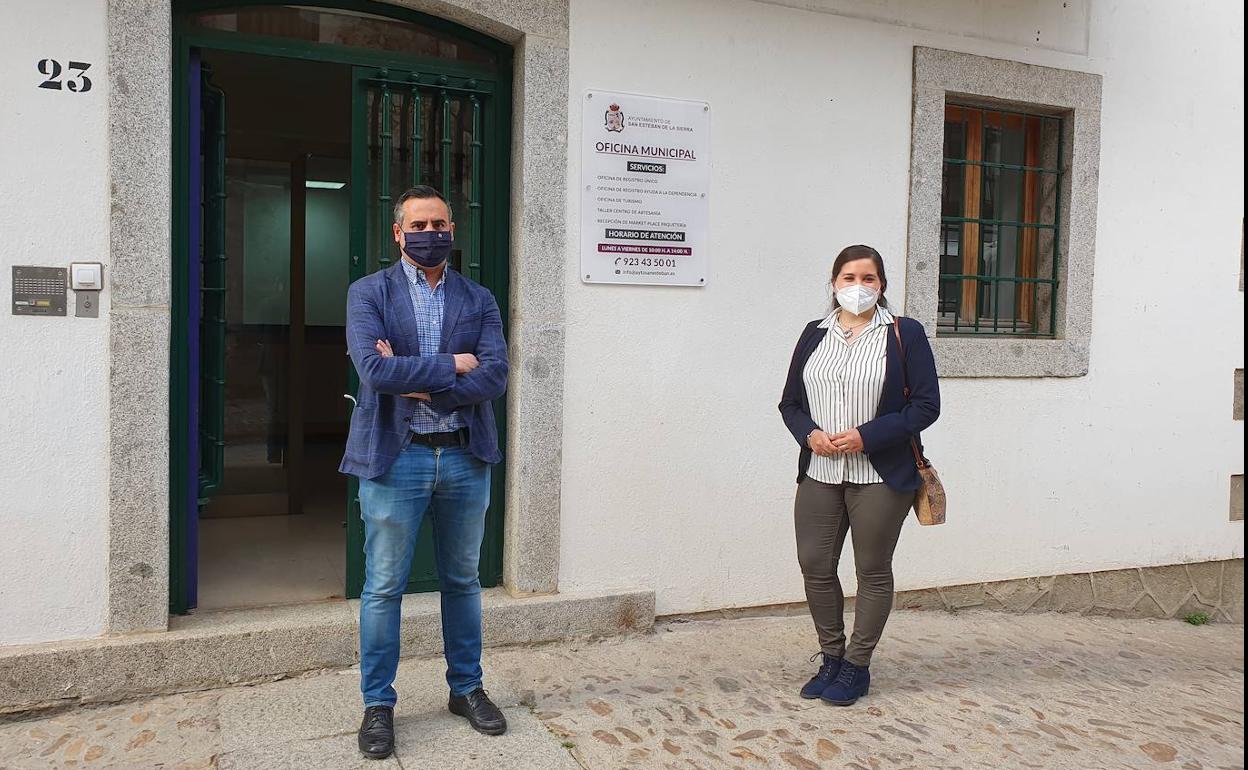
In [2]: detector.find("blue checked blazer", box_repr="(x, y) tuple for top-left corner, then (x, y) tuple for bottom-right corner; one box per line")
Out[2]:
(339, 263), (508, 480)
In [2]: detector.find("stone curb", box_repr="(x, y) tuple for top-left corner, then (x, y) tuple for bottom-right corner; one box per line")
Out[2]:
(0, 589), (654, 715)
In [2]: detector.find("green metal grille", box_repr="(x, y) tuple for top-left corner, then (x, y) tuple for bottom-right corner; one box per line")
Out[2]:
(359, 70), (492, 279)
(346, 65), (503, 599)
(939, 104), (1064, 337)
(198, 70), (227, 496)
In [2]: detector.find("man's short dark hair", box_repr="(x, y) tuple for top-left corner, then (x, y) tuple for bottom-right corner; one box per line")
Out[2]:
(393, 185), (453, 225)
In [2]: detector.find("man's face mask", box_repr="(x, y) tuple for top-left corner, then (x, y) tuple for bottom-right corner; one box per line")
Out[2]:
(402, 230), (453, 268)
(835, 283), (879, 315)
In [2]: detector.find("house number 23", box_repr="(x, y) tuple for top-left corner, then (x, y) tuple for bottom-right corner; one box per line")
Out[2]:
(38, 59), (93, 93)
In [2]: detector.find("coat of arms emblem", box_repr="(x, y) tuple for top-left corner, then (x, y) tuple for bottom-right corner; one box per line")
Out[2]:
(604, 103), (625, 132)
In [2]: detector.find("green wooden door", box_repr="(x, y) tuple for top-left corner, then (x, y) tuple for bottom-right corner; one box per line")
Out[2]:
(344, 64), (509, 599)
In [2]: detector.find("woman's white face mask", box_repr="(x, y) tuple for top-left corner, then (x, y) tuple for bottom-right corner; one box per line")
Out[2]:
(836, 284), (879, 315)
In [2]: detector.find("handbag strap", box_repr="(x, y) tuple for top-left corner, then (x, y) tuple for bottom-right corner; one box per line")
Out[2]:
(892, 319), (929, 469)
(892, 319), (910, 399)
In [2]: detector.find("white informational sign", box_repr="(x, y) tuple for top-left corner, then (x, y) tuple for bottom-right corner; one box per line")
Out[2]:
(580, 90), (710, 286)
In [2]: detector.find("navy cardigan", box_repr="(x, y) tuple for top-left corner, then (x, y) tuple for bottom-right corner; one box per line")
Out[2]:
(778, 315), (940, 491)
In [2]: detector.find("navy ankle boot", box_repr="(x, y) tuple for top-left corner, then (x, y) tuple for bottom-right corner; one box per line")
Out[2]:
(799, 652), (843, 699)
(820, 660), (870, 705)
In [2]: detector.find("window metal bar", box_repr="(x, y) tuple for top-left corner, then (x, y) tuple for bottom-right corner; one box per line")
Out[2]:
(942, 216), (1056, 229)
(937, 330), (1054, 339)
(1012, 220), (1021, 332)
(952, 252), (961, 333)
(362, 75), (492, 96)
(1031, 277), (1039, 336)
(440, 88), (451, 204)
(952, 276), (961, 333)
(974, 107), (987, 333)
(378, 76), (393, 268)
(992, 222), (1003, 333)
(943, 158), (1060, 174)
(948, 102), (1059, 121)
(410, 81), (422, 186)
(468, 93), (483, 283)
(952, 107), (966, 334)
(939, 274), (1058, 284)
(1051, 116), (1064, 337)
(1018, 114), (1041, 327)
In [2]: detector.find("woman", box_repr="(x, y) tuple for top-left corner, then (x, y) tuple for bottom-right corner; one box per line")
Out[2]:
(778, 244), (940, 706)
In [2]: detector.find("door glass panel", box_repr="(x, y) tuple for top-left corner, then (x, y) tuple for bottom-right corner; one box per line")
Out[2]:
(223, 158), (292, 508)
(306, 156), (351, 325)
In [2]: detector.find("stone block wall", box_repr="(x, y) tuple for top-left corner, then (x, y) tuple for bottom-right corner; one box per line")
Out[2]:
(894, 559), (1244, 623)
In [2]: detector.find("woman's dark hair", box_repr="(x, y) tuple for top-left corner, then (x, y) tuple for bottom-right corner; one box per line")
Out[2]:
(830, 244), (889, 309)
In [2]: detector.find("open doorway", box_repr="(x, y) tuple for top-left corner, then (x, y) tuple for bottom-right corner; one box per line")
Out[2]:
(195, 50), (352, 611)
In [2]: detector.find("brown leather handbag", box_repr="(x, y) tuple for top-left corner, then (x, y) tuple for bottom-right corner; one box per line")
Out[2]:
(892, 320), (946, 526)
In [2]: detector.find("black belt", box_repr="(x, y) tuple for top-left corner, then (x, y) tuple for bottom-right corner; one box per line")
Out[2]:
(410, 428), (468, 448)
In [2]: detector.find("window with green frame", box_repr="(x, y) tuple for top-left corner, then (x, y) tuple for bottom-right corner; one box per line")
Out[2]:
(939, 104), (1063, 337)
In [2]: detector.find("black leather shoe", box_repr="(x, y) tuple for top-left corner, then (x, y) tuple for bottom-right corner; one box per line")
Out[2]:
(448, 688), (508, 735)
(357, 705), (395, 759)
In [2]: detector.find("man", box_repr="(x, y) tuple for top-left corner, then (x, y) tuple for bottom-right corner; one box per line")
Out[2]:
(340, 185), (509, 760)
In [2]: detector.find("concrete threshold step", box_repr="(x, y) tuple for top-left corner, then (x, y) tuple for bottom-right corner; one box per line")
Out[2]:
(0, 588), (654, 715)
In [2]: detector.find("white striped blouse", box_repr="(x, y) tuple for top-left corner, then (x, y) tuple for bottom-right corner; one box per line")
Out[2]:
(802, 305), (895, 485)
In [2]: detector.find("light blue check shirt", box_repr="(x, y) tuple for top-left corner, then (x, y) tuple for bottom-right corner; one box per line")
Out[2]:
(401, 259), (465, 434)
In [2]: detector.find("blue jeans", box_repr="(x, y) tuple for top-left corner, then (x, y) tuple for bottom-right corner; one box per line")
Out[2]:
(358, 443), (491, 707)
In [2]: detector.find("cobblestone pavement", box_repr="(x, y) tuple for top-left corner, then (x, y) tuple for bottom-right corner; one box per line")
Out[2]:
(1, 610), (1242, 769)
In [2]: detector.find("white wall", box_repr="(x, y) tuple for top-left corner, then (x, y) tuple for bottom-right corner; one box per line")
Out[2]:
(0, 0), (111, 644)
(0, 0), (1241, 645)
(559, 0), (1246, 614)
